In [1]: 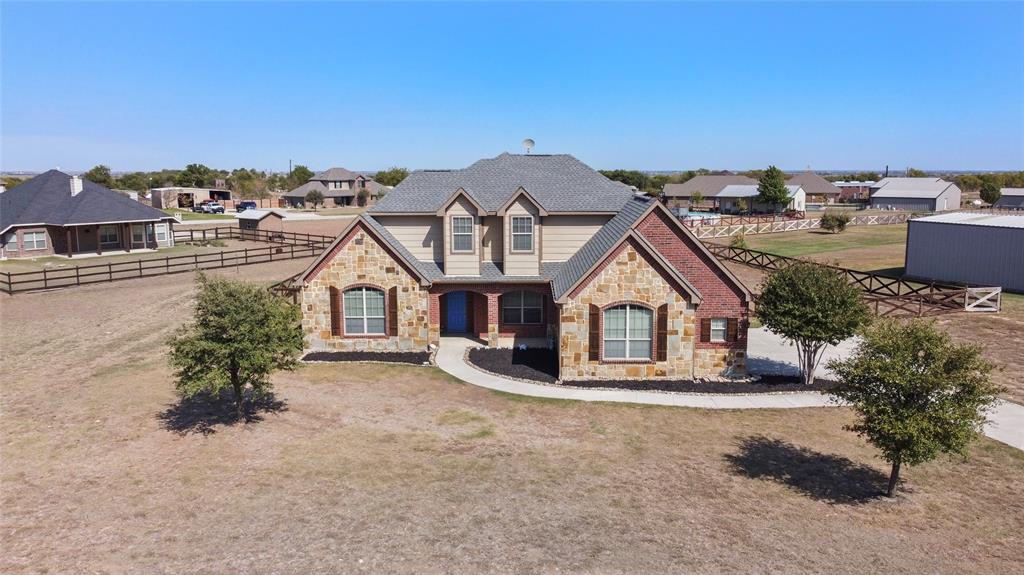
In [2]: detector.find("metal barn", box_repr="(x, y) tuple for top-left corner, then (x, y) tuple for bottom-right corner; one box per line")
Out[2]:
(905, 213), (1024, 292)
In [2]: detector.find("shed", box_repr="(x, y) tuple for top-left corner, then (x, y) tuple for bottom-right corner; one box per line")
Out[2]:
(869, 177), (961, 212)
(993, 188), (1024, 210)
(237, 209), (285, 240)
(905, 212), (1024, 292)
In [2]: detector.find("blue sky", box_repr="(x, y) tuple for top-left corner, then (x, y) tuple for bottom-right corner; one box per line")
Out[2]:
(2, 1), (1022, 173)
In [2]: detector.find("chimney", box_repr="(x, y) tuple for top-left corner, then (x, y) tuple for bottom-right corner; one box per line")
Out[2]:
(70, 175), (83, 196)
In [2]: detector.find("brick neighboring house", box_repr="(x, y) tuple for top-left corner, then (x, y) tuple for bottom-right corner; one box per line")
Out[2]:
(282, 168), (389, 207)
(786, 171), (841, 204)
(662, 175), (756, 212)
(1, 170), (177, 259)
(292, 153), (753, 380)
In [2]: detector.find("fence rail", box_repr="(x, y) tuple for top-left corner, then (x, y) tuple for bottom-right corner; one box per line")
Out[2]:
(703, 243), (1001, 317)
(1, 227), (337, 295)
(685, 212), (911, 239)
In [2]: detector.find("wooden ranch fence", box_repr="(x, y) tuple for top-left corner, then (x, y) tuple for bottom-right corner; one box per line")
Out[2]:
(0, 228), (337, 295)
(703, 243), (1002, 317)
(685, 213), (911, 239)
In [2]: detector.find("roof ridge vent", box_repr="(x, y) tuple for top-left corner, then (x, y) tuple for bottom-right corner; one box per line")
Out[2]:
(70, 175), (83, 196)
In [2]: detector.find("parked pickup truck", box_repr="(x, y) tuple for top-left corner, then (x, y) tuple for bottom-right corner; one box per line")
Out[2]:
(201, 202), (226, 214)
(236, 201), (258, 212)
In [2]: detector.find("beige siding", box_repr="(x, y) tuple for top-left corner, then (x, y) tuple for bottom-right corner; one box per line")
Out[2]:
(504, 197), (539, 276)
(443, 196), (480, 276)
(374, 215), (442, 262)
(541, 215), (611, 262)
(481, 215), (503, 263)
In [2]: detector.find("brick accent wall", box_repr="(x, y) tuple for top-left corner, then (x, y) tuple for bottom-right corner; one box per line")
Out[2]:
(301, 223), (431, 351)
(561, 239), (697, 380)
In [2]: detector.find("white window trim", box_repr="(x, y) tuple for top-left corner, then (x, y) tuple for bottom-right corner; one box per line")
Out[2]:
(710, 318), (728, 342)
(155, 223), (168, 242)
(23, 231), (47, 251)
(4, 232), (18, 251)
(510, 215), (534, 253)
(450, 215), (475, 253)
(99, 225), (120, 247)
(344, 287), (386, 335)
(603, 304), (653, 360)
(501, 290), (543, 325)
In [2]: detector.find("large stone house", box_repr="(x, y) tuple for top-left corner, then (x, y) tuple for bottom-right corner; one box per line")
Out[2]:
(293, 153), (752, 380)
(1, 170), (177, 259)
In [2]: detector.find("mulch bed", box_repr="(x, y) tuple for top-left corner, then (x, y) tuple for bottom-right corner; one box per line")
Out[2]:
(302, 351), (431, 365)
(466, 347), (838, 393)
(467, 347), (559, 384)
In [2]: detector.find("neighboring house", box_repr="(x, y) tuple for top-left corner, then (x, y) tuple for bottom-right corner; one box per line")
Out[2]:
(869, 177), (961, 211)
(832, 180), (875, 201)
(292, 153), (753, 380)
(1, 170), (177, 259)
(149, 186), (232, 209)
(662, 175), (756, 211)
(993, 188), (1024, 210)
(715, 184), (806, 214)
(786, 171), (840, 204)
(282, 168), (389, 207)
(905, 212), (1024, 292)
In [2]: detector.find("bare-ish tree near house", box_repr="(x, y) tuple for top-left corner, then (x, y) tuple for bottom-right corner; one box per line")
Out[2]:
(305, 189), (324, 211)
(689, 191), (704, 210)
(168, 274), (303, 420)
(757, 262), (871, 385)
(828, 319), (1000, 497)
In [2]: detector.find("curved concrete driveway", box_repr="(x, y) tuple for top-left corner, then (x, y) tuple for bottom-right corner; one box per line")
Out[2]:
(436, 336), (1024, 451)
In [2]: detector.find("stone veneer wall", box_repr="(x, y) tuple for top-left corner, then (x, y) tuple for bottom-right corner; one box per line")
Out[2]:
(560, 241), (696, 380)
(693, 348), (746, 378)
(301, 226), (431, 351)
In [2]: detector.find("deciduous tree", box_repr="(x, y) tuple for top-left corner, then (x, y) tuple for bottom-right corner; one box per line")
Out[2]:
(820, 210), (851, 233)
(689, 191), (704, 209)
(757, 262), (871, 385)
(373, 167), (409, 187)
(756, 166), (790, 213)
(287, 165), (314, 189)
(980, 181), (1001, 205)
(176, 163), (213, 188)
(84, 165), (114, 187)
(828, 319), (1000, 497)
(168, 274), (303, 419)
(305, 189), (324, 210)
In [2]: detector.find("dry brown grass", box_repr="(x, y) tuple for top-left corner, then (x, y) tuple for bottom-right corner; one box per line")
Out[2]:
(1, 260), (1022, 573)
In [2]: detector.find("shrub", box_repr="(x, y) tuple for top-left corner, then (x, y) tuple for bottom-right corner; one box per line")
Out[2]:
(729, 233), (748, 249)
(820, 210), (851, 233)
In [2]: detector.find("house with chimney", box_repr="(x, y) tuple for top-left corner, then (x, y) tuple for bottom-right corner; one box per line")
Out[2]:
(291, 153), (753, 380)
(1, 170), (178, 259)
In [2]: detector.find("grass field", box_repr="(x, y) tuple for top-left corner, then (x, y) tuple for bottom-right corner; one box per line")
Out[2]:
(162, 208), (236, 221)
(0, 241), (243, 273)
(713, 223), (1024, 402)
(1, 260), (1022, 573)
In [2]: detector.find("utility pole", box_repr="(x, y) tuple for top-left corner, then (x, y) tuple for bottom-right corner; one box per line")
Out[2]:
(289, 159), (292, 176)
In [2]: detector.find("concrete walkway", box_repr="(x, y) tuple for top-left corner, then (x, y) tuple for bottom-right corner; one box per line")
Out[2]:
(435, 336), (1024, 451)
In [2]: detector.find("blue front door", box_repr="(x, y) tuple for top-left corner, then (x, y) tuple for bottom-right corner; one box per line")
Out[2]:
(447, 291), (468, 332)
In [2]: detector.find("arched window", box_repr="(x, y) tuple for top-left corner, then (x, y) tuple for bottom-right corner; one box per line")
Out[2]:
(603, 304), (652, 359)
(344, 287), (386, 335)
(501, 290), (544, 325)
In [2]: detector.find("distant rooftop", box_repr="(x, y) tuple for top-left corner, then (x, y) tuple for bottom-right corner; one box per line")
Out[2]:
(717, 184), (802, 198)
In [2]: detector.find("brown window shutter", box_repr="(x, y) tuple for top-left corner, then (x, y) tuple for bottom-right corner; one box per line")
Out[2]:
(656, 304), (668, 361)
(329, 286), (342, 337)
(388, 287), (399, 337)
(588, 304), (600, 362)
(700, 318), (711, 343)
(727, 318), (738, 342)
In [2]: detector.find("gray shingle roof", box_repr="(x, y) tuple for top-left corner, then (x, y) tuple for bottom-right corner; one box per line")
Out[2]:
(313, 167), (363, 182)
(369, 153), (634, 214)
(662, 175), (757, 198)
(1, 170), (175, 234)
(786, 172), (840, 196)
(551, 194), (654, 298)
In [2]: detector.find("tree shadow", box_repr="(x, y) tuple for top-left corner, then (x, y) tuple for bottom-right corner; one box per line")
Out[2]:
(724, 435), (887, 504)
(158, 389), (287, 436)
(746, 355), (800, 376)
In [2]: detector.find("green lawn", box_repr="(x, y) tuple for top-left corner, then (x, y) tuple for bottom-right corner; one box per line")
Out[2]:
(738, 224), (908, 258)
(162, 209), (236, 221)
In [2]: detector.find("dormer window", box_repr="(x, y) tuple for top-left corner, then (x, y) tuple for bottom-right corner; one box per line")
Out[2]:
(451, 216), (474, 252)
(510, 215), (533, 252)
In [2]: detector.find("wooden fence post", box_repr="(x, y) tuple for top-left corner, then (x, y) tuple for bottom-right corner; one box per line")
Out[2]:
(42, 268), (48, 290)
(76, 267), (81, 286)
(108, 262), (113, 283)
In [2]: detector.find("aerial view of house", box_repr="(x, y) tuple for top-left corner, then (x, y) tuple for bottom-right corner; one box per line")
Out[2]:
(868, 177), (962, 211)
(661, 174), (756, 211)
(293, 153), (752, 379)
(282, 167), (388, 207)
(1, 170), (177, 259)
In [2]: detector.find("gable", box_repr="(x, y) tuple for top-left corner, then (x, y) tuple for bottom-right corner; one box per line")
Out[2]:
(634, 208), (750, 315)
(568, 237), (698, 303)
(299, 219), (426, 286)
